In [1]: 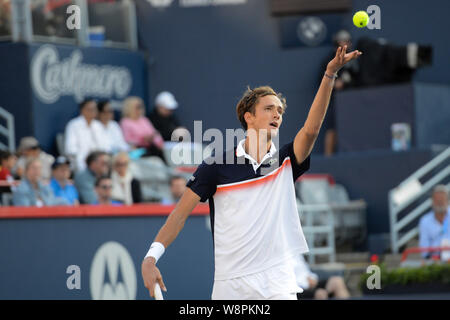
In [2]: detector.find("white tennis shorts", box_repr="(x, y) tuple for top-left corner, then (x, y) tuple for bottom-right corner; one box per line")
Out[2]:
(211, 260), (303, 300)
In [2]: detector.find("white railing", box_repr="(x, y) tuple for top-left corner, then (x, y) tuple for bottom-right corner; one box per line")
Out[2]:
(298, 202), (336, 265)
(389, 146), (450, 253)
(0, 107), (15, 152)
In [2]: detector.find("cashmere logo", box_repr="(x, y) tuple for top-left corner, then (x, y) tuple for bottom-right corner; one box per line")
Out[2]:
(31, 45), (132, 104)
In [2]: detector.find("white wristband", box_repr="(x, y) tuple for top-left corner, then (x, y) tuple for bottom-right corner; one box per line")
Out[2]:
(144, 242), (165, 263)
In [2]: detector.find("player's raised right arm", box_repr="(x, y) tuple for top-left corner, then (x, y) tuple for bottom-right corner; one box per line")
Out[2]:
(141, 187), (201, 298)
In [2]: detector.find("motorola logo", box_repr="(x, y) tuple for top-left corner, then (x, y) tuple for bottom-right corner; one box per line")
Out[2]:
(90, 241), (137, 300)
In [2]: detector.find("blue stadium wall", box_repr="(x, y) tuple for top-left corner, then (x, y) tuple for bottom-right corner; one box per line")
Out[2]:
(0, 211), (214, 300)
(136, 0), (450, 153)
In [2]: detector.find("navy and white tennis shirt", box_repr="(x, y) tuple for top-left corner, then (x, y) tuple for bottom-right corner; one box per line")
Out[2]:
(187, 139), (310, 281)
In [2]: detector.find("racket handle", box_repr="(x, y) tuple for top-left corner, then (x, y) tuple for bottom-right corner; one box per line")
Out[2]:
(154, 283), (164, 300)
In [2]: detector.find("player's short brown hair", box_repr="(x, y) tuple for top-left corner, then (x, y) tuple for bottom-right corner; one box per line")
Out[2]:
(236, 86), (287, 130)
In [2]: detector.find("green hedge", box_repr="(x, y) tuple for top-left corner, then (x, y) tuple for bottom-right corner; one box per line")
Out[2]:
(359, 263), (450, 290)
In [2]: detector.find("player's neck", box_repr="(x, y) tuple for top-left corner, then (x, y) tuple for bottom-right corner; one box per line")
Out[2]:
(244, 135), (272, 163)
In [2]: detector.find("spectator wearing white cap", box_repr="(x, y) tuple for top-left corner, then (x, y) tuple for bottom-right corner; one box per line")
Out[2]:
(149, 91), (184, 141)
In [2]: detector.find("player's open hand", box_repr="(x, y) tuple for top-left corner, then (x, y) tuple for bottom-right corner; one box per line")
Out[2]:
(141, 257), (167, 299)
(326, 45), (362, 75)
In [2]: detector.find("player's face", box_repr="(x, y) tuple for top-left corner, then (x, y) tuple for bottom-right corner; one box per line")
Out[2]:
(247, 95), (284, 138)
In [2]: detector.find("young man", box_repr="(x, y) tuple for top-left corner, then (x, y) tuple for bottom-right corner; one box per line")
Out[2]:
(141, 46), (361, 299)
(93, 175), (123, 206)
(49, 156), (79, 206)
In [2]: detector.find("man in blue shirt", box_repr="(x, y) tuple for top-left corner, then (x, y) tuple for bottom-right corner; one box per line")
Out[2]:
(419, 184), (450, 259)
(49, 156), (79, 206)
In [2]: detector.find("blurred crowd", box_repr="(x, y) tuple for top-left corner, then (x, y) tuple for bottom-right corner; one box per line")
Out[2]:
(0, 91), (190, 207)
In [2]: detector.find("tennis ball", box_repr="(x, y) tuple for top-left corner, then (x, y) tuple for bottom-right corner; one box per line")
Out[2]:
(353, 11), (369, 28)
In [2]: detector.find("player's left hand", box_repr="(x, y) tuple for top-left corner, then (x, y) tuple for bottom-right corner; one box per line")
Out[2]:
(326, 45), (362, 75)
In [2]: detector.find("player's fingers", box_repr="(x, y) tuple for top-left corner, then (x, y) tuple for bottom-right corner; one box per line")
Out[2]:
(158, 276), (167, 292)
(335, 46), (341, 57)
(148, 280), (156, 298)
(350, 50), (362, 60)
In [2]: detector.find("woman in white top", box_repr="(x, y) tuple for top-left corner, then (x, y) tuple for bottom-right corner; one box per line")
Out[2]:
(111, 152), (142, 205)
(97, 100), (130, 154)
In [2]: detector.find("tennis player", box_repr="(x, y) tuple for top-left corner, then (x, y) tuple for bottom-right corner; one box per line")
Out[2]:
(142, 45), (361, 300)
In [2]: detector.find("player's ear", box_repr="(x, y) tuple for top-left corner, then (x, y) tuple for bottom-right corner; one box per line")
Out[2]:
(244, 111), (253, 127)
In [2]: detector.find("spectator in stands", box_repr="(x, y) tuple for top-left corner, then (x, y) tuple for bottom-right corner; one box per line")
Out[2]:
(419, 184), (450, 259)
(120, 96), (167, 163)
(111, 151), (142, 205)
(161, 175), (187, 205)
(97, 100), (130, 154)
(0, 150), (18, 195)
(295, 255), (350, 300)
(64, 99), (109, 172)
(0, 150), (16, 181)
(74, 151), (110, 204)
(12, 158), (67, 207)
(149, 91), (183, 141)
(49, 156), (79, 206)
(320, 30), (359, 156)
(16, 136), (54, 181)
(94, 175), (122, 205)
(0, 0), (11, 36)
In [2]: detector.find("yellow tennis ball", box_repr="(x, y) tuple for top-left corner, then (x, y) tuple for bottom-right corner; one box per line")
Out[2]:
(353, 11), (369, 28)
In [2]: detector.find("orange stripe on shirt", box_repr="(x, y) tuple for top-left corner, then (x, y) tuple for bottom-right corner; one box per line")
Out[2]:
(216, 158), (291, 193)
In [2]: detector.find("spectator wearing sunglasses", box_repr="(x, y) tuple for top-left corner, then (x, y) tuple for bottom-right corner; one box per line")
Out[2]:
(94, 175), (123, 205)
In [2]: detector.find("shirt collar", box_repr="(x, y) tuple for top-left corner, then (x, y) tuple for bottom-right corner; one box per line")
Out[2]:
(236, 139), (277, 171)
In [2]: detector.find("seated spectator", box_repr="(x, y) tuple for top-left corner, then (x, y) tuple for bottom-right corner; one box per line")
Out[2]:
(150, 91), (184, 141)
(49, 156), (79, 206)
(12, 158), (67, 207)
(64, 99), (109, 172)
(161, 175), (186, 205)
(111, 152), (142, 205)
(419, 184), (450, 259)
(0, 150), (16, 181)
(295, 255), (350, 300)
(0, 150), (18, 194)
(120, 96), (167, 163)
(97, 100), (130, 154)
(15, 136), (54, 181)
(94, 175), (122, 205)
(74, 151), (110, 204)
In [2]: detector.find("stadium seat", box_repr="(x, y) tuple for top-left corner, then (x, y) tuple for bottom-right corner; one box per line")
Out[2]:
(129, 156), (173, 202)
(296, 174), (367, 247)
